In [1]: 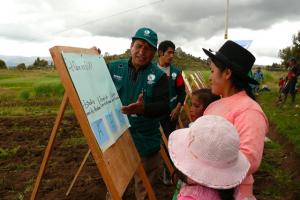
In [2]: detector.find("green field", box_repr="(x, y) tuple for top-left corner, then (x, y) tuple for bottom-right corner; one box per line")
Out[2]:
(1, 68), (300, 199)
(1, 69), (299, 151)
(0, 69), (66, 116)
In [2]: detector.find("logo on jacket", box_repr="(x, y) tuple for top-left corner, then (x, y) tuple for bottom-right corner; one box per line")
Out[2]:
(147, 74), (156, 84)
(113, 74), (122, 81)
(171, 72), (177, 80)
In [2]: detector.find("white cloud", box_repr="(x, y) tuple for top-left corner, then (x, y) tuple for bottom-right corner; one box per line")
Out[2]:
(1, 0), (300, 65)
(0, 35), (130, 57)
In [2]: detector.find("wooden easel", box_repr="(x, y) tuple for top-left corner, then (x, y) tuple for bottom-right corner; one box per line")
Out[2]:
(30, 92), (69, 200)
(30, 46), (156, 200)
(66, 126), (175, 196)
(65, 70), (207, 196)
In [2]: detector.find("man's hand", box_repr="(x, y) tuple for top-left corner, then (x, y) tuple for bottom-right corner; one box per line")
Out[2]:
(170, 103), (182, 121)
(121, 93), (145, 115)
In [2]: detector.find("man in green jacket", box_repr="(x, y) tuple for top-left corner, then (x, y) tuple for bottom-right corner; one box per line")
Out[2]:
(157, 40), (186, 136)
(157, 40), (186, 185)
(108, 27), (169, 200)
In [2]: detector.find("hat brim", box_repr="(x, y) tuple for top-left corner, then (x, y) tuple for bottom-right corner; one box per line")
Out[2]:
(203, 48), (258, 85)
(132, 37), (157, 49)
(168, 128), (250, 189)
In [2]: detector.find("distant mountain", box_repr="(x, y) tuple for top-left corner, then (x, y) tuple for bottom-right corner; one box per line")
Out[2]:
(0, 55), (52, 67)
(1, 47), (207, 70)
(104, 47), (208, 71)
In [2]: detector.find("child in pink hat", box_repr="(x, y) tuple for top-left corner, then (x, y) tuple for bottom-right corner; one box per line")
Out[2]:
(168, 115), (251, 200)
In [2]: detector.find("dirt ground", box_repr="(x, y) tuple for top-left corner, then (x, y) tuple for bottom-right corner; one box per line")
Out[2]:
(0, 115), (174, 200)
(0, 115), (300, 200)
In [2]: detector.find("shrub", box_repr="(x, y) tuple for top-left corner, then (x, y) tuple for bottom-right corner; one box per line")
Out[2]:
(19, 90), (30, 100)
(16, 63), (26, 70)
(34, 83), (64, 97)
(0, 59), (7, 69)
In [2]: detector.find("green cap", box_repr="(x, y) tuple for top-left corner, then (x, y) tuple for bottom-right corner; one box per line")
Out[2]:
(132, 27), (158, 49)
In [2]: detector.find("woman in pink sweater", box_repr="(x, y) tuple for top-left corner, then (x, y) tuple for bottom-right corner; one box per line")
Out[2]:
(202, 40), (269, 200)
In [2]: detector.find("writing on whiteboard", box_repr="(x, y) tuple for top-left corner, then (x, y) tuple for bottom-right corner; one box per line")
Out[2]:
(67, 60), (93, 72)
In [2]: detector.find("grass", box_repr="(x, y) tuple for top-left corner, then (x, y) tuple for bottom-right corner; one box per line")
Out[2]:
(33, 83), (64, 97)
(0, 146), (20, 159)
(0, 69), (69, 116)
(61, 137), (87, 147)
(257, 139), (300, 199)
(253, 71), (300, 199)
(0, 161), (38, 172)
(19, 90), (30, 100)
(0, 69), (62, 99)
(0, 68), (299, 199)
(3, 69), (298, 151)
(16, 192), (24, 200)
(258, 91), (300, 155)
(0, 104), (63, 116)
(256, 141), (288, 199)
(23, 177), (34, 196)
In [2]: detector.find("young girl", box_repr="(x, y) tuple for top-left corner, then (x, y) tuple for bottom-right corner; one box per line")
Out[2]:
(170, 89), (220, 199)
(169, 115), (251, 200)
(189, 88), (220, 122)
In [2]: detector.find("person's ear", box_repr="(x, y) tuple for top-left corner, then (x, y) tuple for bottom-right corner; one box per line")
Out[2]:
(224, 68), (232, 80)
(158, 50), (163, 57)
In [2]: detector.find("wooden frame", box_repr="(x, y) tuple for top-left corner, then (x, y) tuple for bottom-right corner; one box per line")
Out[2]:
(66, 126), (175, 197)
(30, 46), (156, 200)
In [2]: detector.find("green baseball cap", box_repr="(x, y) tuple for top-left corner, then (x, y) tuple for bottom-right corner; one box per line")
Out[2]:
(132, 27), (158, 49)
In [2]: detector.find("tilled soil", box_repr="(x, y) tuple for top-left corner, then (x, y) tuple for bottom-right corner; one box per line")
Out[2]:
(0, 115), (300, 199)
(0, 115), (174, 200)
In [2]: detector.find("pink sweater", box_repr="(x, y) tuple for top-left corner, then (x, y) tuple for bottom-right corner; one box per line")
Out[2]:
(204, 91), (269, 200)
(178, 183), (221, 200)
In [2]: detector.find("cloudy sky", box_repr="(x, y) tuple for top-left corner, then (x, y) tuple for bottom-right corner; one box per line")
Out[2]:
(1, 0), (300, 65)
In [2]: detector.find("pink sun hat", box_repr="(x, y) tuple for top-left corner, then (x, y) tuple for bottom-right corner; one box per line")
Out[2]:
(168, 115), (250, 189)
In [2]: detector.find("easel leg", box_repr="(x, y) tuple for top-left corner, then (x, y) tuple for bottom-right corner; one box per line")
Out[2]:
(66, 149), (91, 196)
(178, 118), (184, 128)
(159, 125), (175, 176)
(30, 93), (68, 200)
(136, 164), (157, 200)
(159, 125), (168, 148)
(159, 145), (174, 175)
(181, 95), (192, 124)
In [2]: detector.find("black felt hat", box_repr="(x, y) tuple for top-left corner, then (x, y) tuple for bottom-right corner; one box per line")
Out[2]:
(203, 40), (258, 85)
